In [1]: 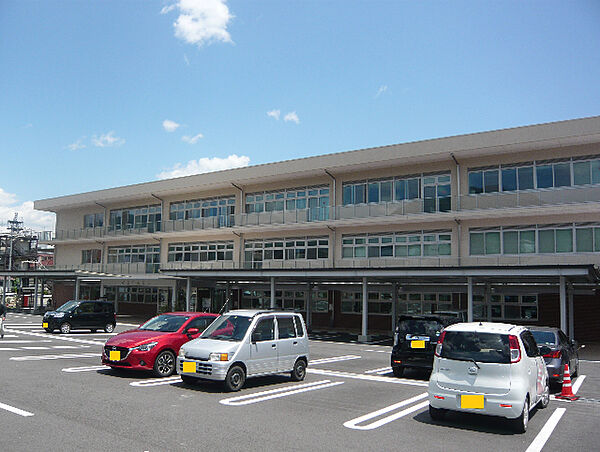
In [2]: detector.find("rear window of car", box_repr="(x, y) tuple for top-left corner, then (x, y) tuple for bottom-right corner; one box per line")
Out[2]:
(441, 331), (510, 364)
(398, 319), (444, 339)
(531, 331), (556, 346)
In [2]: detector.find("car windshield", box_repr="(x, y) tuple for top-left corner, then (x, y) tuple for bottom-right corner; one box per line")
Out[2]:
(531, 331), (556, 346)
(398, 319), (444, 338)
(56, 300), (79, 312)
(139, 315), (190, 332)
(441, 331), (510, 364)
(200, 315), (252, 341)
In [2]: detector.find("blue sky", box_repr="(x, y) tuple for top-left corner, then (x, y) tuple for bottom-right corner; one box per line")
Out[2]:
(1, 0), (599, 231)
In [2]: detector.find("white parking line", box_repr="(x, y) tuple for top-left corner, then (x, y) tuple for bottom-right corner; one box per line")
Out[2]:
(0, 348), (20, 351)
(6, 328), (104, 346)
(308, 368), (428, 387)
(130, 376), (182, 387)
(0, 340), (52, 344)
(579, 359), (600, 363)
(52, 345), (82, 349)
(525, 407), (566, 452)
(364, 367), (392, 374)
(344, 393), (429, 430)
(363, 349), (389, 353)
(10, 353), (101, 361)
(572, 375), (586, 394)
(310, 355), (362, 365)
(220, 380), (344, 406)
(21, 347), (51, 350)
(0, 402), (34, 417)
(62, 365), (110, 373)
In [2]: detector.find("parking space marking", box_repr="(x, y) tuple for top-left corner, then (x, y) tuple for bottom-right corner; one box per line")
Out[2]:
(362, 349), (389, 353)
(220, 380), (344, 406)
(130, 376), (182, 387)
(308, 368), (428, 387)
(343, 393), (429, 430)
(52, 345), (83, 349)
(580, 359), (600, 363)
(10, 352), (100, 361)
(0, 348), (20, 351)
(21, 346), (51, 350)
(310, 355), (362, 365)
(6, 328), (105, 346)
(0, 340), (52, 344)
(525, 407), (566, 452)
(0, 402), (34, 417)
(62, 365), (109, 373)
(572, 375), (586, 394)
(364, 367), (392, 374)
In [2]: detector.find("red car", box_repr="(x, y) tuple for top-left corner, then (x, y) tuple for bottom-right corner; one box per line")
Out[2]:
(102, 312), (218, 377)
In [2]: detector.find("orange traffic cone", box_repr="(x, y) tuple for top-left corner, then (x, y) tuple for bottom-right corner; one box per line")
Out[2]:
(555, 363), (579, 401)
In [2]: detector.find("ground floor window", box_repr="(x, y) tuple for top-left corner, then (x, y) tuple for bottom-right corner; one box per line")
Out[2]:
(104, 286), (166, 304)
(240, 289), (328, 312)
(472, 294), (538, 321)
(341, 290), (453, 315)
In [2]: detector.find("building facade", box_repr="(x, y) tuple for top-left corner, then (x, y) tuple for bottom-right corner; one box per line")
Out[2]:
(31, 116), (600, 340)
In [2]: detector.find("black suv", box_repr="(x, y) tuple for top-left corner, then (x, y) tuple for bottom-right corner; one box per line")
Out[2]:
(43, 300), (116, 334)
(391, 314), (460, 377)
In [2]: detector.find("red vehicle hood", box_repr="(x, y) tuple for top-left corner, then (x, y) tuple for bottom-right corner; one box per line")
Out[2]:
(105, 330), (171, 348)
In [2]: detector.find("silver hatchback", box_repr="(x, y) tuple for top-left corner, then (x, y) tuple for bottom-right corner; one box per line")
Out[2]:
(177, 310), (310, 391)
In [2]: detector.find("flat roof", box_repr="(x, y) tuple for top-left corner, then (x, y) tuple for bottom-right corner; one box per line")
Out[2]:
(35, 115), (600, 211)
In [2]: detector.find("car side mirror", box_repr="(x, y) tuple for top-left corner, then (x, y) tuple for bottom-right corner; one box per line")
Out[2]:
(251, 331), (261, 343)
(186, 328), (199, 336)
(539, 346), (551, 356)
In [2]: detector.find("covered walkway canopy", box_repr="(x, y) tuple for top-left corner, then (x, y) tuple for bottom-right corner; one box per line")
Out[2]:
(161, 264), (600, 341)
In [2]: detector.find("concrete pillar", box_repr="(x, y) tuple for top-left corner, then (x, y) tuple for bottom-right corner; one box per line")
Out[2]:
(485, 285), (491, 322)
(392, 283), (398, 334)
(75, 278), (81, 300)
(359, 277), (369, 342)
(171, 285), (176, 311)
(270, 277), (276, 309)
(306, 282), (312, 331)
(225, 281), (231, 313)
(559, 276), (567, 334)
(568, 290), (574, 340)
(467, 277), (473, 323)
(33, 277), (38, 311)
(3, 276), (7, 305)
(186, 277), (191, 311)
(100, 281), (105, 298)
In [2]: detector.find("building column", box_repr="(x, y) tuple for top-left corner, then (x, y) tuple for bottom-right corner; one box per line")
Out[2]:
(33, 277), (39, 311)
(306, 282), (312, 331)
(75, 278), (81, 300)
(100, 281), (105, 298)
(484, 284), (491, 321)
(467, 277), (473, 323)
(186, 277), (191, 311)
(171, 285), (176, 311)
(2, 276), (7, 305)
(270, 277), (276, 309)
(359, 277), (369, 342)
(392, 283), (398, 334)
(559, 276), (567, 334)
(568, 289), (574, 340)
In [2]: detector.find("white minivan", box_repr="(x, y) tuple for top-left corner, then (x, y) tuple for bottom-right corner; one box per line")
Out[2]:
(177, 310), (309, 391)
(428, 322), (550, 433)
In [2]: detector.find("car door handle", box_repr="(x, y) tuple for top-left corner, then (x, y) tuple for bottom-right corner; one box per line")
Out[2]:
(293, 341), (298, 345)
(272, 344), (277, 348)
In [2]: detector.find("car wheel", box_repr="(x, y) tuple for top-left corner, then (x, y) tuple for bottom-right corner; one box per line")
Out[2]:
(104, 323), (115, 333)
(290, 359), (307, 381)
(180, 375), (197, 385)
(539, 383), (550, 409)
(153, 350), (176, 377)
(224, 365), (246, 392)
(429, 405), (446, 421)
(513, 396), (529, 433)
(393, 366), (404, 378)
(60, 322), (71, 334)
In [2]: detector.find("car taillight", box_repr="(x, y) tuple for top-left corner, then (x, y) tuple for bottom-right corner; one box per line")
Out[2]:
(434, 331), (446, 357)
(543, 350), (561, 359)
(508, 335), (521, 363)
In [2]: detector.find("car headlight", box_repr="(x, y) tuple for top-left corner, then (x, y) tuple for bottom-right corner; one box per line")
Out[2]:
(131, 341), (158, 352)
(178, 348), (186, 358)
(209, 352), (229, 361)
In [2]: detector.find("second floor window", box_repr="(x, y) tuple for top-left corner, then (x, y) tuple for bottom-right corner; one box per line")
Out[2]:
(342, 231), (452, 258)
(107, 244), (160, 273)
(81, 249), (101, 264)
(168, 241), (234, 262)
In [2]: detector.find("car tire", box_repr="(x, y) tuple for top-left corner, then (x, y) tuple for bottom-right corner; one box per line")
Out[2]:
(59, 322), (71, 334)
(539, 383), (550, 409)
(104, 323), (115, 333)
(393, 366), (404, 378)
(224, 365), (246, 392)
(429, 405), (446, 421)
(180, 375), (197, 385)
(153, 350), (176, 377)
(512, 396), (529, 433)
(290, 359), (307, 381)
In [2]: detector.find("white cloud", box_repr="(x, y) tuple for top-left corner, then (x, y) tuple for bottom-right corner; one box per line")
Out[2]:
(375, 85), (388, 98)
(92, 131), (125, 148)
(0, 188), (55, 233)
(267, 109), (281, 120)
(168, 0), (234, 47)
(163, 119), (181, 132)
(157, 154), (250, 179)
(284, 111), (300, 124)
(181, 133), (204, 144)
(67, 137), (86, 151)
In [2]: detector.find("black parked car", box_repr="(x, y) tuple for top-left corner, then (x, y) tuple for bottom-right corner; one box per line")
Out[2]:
(43, 300), (116, 334)
(528, 326), (582, 387)
(391, 314), (460, 377)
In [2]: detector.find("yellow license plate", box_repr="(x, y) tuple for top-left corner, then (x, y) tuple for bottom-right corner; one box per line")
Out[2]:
(42, 323), (48, 328)
(461, 394), (484, 409)
(182, 361), (196, 373)
(411, 340), (426, 349)
(109, 351), (121, 361)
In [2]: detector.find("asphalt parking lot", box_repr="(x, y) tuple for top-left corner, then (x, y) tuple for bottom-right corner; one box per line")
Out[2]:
(1, 313), (599, 452)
